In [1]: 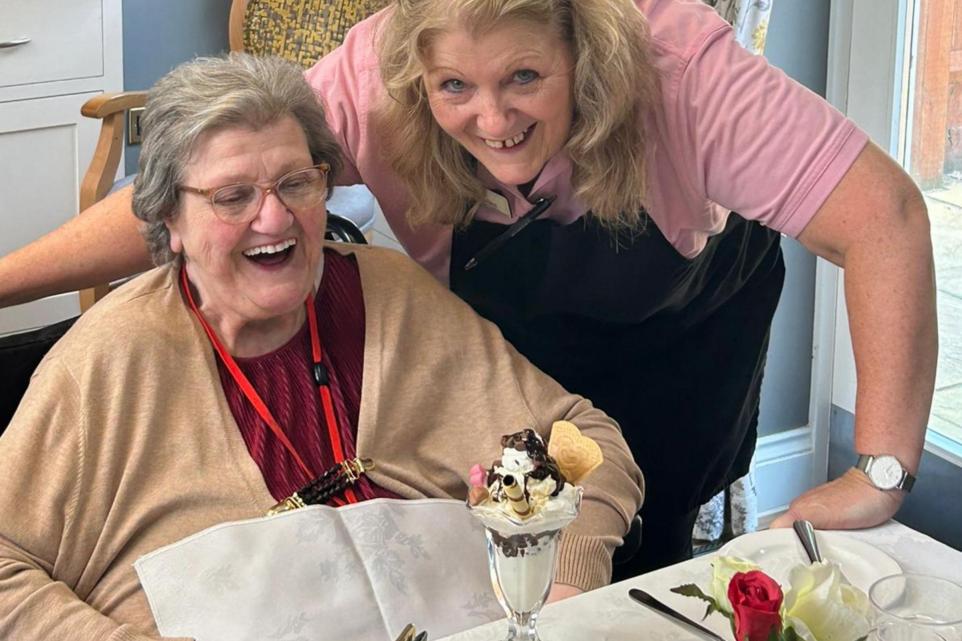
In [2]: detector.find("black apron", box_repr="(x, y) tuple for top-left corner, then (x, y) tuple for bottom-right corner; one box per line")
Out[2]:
(450, 210), (784, 553)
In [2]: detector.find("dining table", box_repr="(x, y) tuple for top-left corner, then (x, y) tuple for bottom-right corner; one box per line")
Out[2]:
(436, 521), (962, 641)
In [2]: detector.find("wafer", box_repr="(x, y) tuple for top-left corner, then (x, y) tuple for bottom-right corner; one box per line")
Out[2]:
(547, 420), (603, 484)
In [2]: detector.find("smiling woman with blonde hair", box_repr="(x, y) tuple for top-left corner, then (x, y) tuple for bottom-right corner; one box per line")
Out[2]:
(376, 0), (657, 228)
(0, 0), (938, 580)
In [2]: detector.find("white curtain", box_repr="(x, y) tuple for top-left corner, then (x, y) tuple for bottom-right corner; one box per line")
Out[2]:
(693, 0), (775, 545)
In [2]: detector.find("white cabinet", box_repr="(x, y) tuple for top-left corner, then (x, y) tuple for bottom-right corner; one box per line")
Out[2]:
(0, 0), (123, 335)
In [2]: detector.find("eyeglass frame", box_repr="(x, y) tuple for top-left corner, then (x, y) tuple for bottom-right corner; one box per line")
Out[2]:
(177, 162), (331, 224)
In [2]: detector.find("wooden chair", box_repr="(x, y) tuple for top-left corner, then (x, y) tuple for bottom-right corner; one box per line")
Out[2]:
(77, 0), (388, 310)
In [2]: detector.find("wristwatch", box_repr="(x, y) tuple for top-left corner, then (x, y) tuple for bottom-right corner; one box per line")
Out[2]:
(855, 454), (916, 492)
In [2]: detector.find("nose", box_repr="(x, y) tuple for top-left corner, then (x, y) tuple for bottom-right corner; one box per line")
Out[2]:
(250, 188), (294, 234)
(476, 89), (513, 136)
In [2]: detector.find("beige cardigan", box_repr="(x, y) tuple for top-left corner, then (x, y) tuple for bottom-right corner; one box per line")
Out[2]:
(0, 244), (643, 641)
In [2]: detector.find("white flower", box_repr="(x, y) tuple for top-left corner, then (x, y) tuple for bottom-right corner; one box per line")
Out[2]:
(781, 561), (872, 641)
(710, 556), (761, 614)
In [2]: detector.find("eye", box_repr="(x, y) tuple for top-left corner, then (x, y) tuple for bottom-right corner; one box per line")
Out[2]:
(212, 184), (255, 207)
(513, 69), (539, 85)
(280, 174), (312, 191)
(440, 78), (466, 93)
(278, 170), (324, 202)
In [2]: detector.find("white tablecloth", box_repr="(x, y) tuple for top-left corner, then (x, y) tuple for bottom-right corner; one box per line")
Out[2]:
(438, 521), (962, 641)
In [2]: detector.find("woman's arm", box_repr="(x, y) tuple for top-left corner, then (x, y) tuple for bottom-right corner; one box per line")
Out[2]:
(0, 358), (190, 641)
(770, 141), (937, 529)
(0, 185), (151, 308)
(502, 334), (645, 591)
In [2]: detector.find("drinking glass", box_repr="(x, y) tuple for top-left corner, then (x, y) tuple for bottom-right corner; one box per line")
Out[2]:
(468, 490), (581, 641)
(869, 573), (962, 641)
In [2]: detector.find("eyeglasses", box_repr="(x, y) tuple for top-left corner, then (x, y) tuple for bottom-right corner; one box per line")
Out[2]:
(178, 163), (331, 224)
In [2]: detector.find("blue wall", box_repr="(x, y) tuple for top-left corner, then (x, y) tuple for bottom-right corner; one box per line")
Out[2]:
(122, 0), (231, 174)
(756, 0), (830, 436)
(765, 0), (830, 98)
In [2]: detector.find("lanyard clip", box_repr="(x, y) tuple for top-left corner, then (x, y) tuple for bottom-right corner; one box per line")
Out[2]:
(342, 457), (375, 481)
(266, 493), (307, 516)
(313, 362), (329, 386)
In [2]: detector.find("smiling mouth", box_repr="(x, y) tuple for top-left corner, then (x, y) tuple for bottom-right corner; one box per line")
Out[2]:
(482, 124), (533, 149)
(243, 238), (296, 266)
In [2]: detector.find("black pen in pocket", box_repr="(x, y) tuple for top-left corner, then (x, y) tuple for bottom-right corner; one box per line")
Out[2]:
(463, 196), (555, 271)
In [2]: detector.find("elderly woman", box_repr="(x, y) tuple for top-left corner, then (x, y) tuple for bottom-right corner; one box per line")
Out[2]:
(0, 0), (937, 576)
(0, 54), (642, 641)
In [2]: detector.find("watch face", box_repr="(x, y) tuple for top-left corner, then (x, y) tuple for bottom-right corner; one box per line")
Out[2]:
(869, 456), (903, 490)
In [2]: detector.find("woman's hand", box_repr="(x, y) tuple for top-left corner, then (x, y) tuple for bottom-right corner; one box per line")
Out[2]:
(546, 583), (583, 603)
(769, 467), (904, 530)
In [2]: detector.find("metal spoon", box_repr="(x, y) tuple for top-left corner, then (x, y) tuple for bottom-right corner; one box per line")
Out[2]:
(393, 624), (416, 641)
(793, 519), (823, 564)
(628, 588), (727, 641)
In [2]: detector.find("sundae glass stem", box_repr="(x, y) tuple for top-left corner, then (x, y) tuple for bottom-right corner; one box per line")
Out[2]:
(506, 611), (542, 641)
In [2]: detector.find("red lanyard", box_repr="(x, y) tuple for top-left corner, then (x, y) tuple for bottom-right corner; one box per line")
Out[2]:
(180, 266), (358, 505)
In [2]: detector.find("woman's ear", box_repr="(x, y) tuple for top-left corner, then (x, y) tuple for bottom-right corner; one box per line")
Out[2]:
(166, 217), (183, 255)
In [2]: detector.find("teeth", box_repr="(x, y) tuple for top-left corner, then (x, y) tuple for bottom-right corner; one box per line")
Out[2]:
(484, 128), (527, 149)
(243, 238), (296, 257)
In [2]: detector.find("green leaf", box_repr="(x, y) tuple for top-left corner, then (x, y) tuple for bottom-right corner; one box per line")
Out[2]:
(671, 583), (715, 603)
(781, 625), (804, 641)
(670, 584), (730, 621)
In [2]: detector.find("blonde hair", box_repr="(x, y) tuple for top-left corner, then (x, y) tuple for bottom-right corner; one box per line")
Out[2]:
(376, 0), (657, 229)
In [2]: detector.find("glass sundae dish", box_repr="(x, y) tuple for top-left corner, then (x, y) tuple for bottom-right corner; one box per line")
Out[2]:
(466, 422), (603, 641)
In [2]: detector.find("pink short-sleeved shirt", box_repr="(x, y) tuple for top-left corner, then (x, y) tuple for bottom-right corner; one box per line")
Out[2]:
(304, 0), (869, 283)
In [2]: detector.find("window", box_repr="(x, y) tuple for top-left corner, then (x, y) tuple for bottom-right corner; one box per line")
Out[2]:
(828, 0), (962, 464)
(900, 0), (962, 457)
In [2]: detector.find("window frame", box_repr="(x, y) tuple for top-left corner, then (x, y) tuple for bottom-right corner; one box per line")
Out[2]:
(823, 0), (962, 468)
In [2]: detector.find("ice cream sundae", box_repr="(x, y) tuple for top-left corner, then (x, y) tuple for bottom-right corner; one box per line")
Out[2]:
(467, 421), (603, 640)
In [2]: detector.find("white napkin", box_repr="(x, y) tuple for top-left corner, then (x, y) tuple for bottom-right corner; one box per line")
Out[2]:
(135, 498), (503, 641)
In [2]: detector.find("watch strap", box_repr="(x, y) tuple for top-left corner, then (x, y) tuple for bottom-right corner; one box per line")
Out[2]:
(901, 470), (916, 492)
(855, 454), (871, 473)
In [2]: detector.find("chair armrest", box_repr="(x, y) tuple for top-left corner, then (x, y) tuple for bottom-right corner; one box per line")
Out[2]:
(77, 92), (147, 311)
(81, 91), (147, 119)
(79, 91), (148, 210)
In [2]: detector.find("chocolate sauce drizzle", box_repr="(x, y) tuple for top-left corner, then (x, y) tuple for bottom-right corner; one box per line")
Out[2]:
(486, 428), (567, 498)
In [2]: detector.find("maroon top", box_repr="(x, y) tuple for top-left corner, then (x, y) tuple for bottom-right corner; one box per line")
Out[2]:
(217, 249), (401, 503)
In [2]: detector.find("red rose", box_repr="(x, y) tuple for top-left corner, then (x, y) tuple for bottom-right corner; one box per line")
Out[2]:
(727, 570), (783, 641)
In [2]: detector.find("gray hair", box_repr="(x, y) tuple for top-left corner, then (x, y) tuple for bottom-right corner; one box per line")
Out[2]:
(132, 52), (342, 264)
